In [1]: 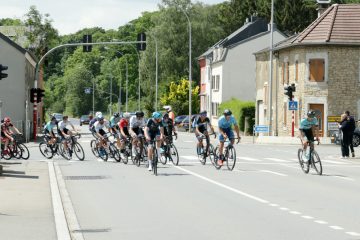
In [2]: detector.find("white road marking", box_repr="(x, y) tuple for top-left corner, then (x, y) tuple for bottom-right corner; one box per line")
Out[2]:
(329, 226), (343, 230)
(290, 211), (301, 215)
(237, 156), (262, 162)
(346, 232), (360, 237)
(80, 140), (91, 143)
(264, 157), (291, 163)
(302, 216), (314, 219)
(333, 176), (355, 181)
(269, 203), (279, 207)
(48, 162), (71, 240)
(279, 207), (289, 211)
(322, 160), (349, 165)
(175, 166), (268, 204)
(181, 156), (198, 160)
(315, 220), (328, 225)
(183, 140), (194, 143)
(260, 170), (287, 177)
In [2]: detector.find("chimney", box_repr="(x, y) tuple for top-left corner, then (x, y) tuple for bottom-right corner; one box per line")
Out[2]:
(316, 0), (331, 18)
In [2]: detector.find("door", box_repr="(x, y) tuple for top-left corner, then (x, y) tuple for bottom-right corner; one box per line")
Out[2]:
(309, 104), (324, 137)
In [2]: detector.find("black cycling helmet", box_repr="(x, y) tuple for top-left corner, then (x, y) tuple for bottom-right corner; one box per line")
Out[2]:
(200, 110), (207, 116)
(113, 112), (120, 118)
(51, 116), (57, 122)
(135, 111), (144, 117)
(163, 113), (169, 119)
(307, 110), (316, 118)
(223, 109), (232, 116)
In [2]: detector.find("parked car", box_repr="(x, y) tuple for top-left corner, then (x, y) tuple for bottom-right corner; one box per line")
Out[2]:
(174, 115), (187, 126)
(52, 113), (63, 122)
(332, 127), (360, 147)
(80, 115), (90, 126)
(178, 114), (200, 131)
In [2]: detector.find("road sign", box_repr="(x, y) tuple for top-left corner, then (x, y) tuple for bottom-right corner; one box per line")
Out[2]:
(327, 116), (341, 122)
(288, 101), (298, 111)
(84, 88), (91, 94)
(254, 125), (269, 133)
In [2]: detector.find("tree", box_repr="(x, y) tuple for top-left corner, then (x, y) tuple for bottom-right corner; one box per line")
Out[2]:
(160, 79), (199, 115)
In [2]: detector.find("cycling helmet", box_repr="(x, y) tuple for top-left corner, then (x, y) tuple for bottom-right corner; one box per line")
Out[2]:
(4, 117), (11, 123)
(200, 110), (207, 116)
(123, 112), (131, 119)
(51, 116), (57, 122)
(98, 116), (104, 121)
(163, 105), (172, 112)
(113, 112), (120, 118)
(223, 109), (232, 116)
(135, 111), (144, 118)
(95, 111), (102, 118)
(152, 112), (162, 119)
(163, 113), (169, 119)
(307, 110), (316, 118)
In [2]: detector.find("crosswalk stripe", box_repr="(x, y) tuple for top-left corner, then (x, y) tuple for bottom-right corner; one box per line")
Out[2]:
(264, 158), (291, 163)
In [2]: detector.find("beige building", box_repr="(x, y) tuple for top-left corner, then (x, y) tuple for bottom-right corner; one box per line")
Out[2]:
(255, 4), (360, 137)
(0, 32), (37, 140)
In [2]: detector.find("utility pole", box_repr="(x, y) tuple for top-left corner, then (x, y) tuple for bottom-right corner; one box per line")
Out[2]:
(110, 74), (113, 116)
(268, 0), (275, 135)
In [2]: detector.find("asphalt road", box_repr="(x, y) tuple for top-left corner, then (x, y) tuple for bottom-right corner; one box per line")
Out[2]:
(23, 119), (360, 239)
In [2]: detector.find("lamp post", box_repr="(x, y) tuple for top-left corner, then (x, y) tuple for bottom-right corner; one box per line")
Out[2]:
(177, 6), (192, 132)
(109, 74), (113, 116)
(268, 0), (274, 135)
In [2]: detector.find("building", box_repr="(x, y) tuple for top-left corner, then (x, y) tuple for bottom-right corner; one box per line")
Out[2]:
(198, 17), (286, 126)
(0, 32), (37, 140)
(255, 4), (360, 137)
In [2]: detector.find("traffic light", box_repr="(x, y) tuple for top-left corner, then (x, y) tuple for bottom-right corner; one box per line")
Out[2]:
(36, 88), (45, 103)
(30, 88), (36, 103)
(0, 64), (8, 80)
(137, 33), (146, 51)
(83, 34), (92, 52)
(284, 83), (296, 101)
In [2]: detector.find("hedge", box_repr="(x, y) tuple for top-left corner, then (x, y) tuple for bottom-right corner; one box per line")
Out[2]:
(218, 98), (255, 134)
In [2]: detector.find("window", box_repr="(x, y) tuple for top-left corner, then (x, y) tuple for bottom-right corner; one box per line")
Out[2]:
(283, 102), (287, 126)
(211, 102), (219, 116)
(309, 59), (325, 82)
(211, 75), (220, 91)
(295, 60), (299, 82)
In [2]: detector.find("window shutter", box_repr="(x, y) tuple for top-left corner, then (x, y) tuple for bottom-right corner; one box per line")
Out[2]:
(319, 60), (325, 81)
(309, 59), (325, 82)
(309, 59), (315, 81)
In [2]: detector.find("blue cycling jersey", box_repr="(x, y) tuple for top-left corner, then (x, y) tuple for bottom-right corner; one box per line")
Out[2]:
(299, 118), (318, 130)
(218, 115), (237, 129)
(44, 121), (57, 132)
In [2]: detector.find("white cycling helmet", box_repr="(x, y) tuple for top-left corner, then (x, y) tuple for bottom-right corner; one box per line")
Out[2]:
(163, 105), (172, 111)
(95, 111), (103, 118)
(123, 112), (131, 119)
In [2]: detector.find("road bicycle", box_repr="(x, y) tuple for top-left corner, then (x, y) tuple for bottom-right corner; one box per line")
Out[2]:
(159, 134), (179, 166)
(196, 132), (216, 165)
(146, 139), (159, 176)
(118, 136), (132, 164)
(133, 134), (147, 167)
(1, 134), (29, 160)
(298, 139), (322, 175)
(213, 137), (240, 171)
(91, 133), (120, 162)
(39, 134), (63, 159)
(59, 132), (85, 161)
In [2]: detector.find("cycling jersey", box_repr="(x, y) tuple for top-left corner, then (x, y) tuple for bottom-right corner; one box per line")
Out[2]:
(109, 116), (120, 128)
(162, 118), (174, 137)
(44, 121), (57, 135)
(130, 116), (146, 129)
(299, 118), (318, 130)
(146, 118), (163, 139)
(118, 118), (130, 137)
(218, 115), (237, 130)
(94, 120), (110, 133)
(58, 121), (72, 131)
(195, 116), (211, 133)
(1, 122), (13, 138)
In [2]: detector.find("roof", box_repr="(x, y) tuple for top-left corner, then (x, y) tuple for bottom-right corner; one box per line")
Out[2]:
(256, 4), (360, 55)
(0, 31), (37, 62)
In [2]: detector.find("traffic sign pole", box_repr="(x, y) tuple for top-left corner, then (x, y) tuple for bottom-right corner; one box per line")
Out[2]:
(292, 110), (295, 137)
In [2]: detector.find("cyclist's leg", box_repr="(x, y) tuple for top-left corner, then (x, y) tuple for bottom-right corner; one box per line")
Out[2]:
(229, 130), (235, 145)
(204, 131), (210, 156)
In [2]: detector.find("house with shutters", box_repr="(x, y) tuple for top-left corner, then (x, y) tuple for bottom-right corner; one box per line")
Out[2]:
(255, 3), (360, 138)
(198, 17), (286, 127)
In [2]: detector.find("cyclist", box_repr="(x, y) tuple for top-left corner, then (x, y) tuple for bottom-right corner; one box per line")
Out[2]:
(194, 110), (215, 158)
(164, 106), (175, 123)
(89, 112), (102, 134)
(44, 116), (58, 145)
(94, 116), (111, 156)
(129, 111), (146, 157)
(118, 112), (132, 156)
(218, 109), (241, 166)
(162, 113), (177, 143)
(145, 112), (165, 171)
(299, 110), (320, 162)
(58, 116), (77, 158)
(1, 117), (22, 153)
(109, 112), (121, 149)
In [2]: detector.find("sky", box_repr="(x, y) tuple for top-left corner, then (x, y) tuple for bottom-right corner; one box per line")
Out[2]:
(0, 0), (226, 35)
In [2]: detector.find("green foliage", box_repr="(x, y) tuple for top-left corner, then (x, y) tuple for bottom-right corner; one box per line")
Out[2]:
(160, 79), (199, 116)
(219, 98), (255, 134)
(0, 18), (22, 26)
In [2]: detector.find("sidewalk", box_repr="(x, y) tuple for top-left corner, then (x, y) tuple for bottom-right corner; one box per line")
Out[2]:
(0, 160), (56, 240)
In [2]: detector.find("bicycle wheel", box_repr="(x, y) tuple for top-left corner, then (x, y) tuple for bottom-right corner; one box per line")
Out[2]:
(153, 149), (158, 176)
(90, 140), (99, 157)
(109, 143), (121, 162)
(39, 142), (54, 159)
(226, 146), (236, 171)
(98, 147), (108, 161)
(198, 146), (206, 165)
(12, 145), (22, 159)
(59, 144), (71, 160)
(169, 144), (179, 166)
(208, 144), (215, 165)
(311, 150), (322, 175)
(1, 148), (12, 160)
(297, 149), (309, 174)
(213, 147), (222, 170)
(73, 143), (85, 161)
(159, 146), (167, 165)
(19, 143), (30, 160)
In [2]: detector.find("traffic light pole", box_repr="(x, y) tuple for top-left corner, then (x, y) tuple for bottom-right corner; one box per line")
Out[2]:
(292, 110), (295, 137)
(33, 40), (145, 141)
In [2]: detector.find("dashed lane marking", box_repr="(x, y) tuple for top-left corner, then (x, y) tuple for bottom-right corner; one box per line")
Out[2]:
(260, 170), (287, 177)
(264, 158), (291, 163)
(237, 156), (262, 162)
(329, 226), (343, 230)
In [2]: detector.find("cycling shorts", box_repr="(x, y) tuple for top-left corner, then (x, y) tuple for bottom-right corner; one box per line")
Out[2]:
(219, 128), (234, 142)
(301, 128), (314, 142)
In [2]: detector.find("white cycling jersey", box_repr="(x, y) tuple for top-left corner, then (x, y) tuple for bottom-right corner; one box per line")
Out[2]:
(58, 121), (73, 131)
(129, 116), (145, 129)
(94, 120), (110, 133)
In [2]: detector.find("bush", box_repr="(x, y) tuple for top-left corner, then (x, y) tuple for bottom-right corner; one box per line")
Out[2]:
(218, 98), (255, 134)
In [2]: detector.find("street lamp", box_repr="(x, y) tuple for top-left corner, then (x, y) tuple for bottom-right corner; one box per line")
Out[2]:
(176, 6), (192, 132)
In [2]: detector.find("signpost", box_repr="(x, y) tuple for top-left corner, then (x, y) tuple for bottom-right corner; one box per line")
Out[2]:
(288, 101), (298, 137)
(253, 125), (270, 143)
